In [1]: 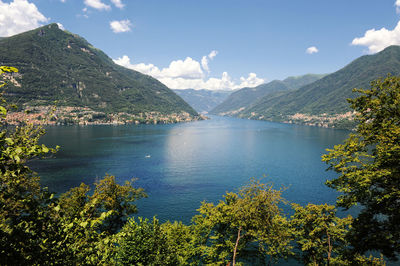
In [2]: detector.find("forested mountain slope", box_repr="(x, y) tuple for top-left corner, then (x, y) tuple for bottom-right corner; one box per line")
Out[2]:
(0, 24), (197, 117)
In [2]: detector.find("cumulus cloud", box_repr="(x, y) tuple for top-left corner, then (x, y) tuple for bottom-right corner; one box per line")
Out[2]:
(161, 57), (203, 79)
(111, 0), (124, 9)
(110, 19), (132, 33)
(114, 55), (203, 79)
(84, 0), (110, 11)
(396, 0), (400, 13)
(201, 50), (218, 73)
(56, 22), (65, 30)
(306, 46), (319, 54)
(113, 54), (265, 91)
(0, 0), (49, 37)
(351, 21), (400, 53)
(239, 73), (265, 88)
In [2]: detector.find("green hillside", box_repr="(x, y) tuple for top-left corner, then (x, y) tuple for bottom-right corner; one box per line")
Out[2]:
(282, 73), (327, 90)
(240, 45), (400, 122)
(210, 74), (324, 115)
(173, 89), (232, 113)
(0, 24), (197, 116)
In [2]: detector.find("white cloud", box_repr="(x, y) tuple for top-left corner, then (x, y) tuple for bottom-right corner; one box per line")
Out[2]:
(0, 0), (49, 37)
(306, 46), (319, 54)
(84, 0), (110, 11)
(161, 57), (203, 79)
(56, 22), (65, 30)
(396, 0), (400, 13)
(114, 55), (203, 79)
(239, 73), (265, 88)
(110, 19), (132, 33)
(351, 21), (400, 53)
(113, 54), (265, 91)
(201, 50), (218, 73)
(111, 0), (124, 9)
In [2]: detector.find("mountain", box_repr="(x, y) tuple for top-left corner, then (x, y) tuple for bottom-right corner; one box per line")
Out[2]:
(173, 89), (232, 113)
(0, 24), (197, 118)
(210, 74), (325, 115)
(281, 74), (327, 90)
(239, 45), (400, 124)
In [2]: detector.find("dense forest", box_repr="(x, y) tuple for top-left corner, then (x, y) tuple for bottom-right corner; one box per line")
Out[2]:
(1, 66), (399, 265)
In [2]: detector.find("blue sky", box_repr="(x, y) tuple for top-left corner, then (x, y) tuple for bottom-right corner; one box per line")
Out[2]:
(1, 0), (400, 90)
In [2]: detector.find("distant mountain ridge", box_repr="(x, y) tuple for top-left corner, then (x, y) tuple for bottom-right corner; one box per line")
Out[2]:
(210, 74), (325, 115)
(211, 45), (400, 128)
(173, 89), (232, 113)
(240, 46), (400, 123)
(0, 24), (197, 118)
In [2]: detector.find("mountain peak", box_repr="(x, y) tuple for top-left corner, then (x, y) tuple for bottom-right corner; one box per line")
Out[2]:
(0, 25), (197, 118)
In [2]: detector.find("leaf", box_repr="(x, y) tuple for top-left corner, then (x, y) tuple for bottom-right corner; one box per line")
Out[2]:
(42, 145), (49, 153)
(0, 106), (6, 115)
(80, 221), (88, 228)
(5, 138), (14, 144)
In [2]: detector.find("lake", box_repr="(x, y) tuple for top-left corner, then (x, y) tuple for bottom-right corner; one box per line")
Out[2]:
(32, 115), (349, 224)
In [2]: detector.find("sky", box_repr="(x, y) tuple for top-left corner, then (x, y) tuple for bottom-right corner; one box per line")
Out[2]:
(1, 0), (400, 90)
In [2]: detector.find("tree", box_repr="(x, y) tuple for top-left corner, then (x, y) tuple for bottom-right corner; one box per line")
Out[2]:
(0, 66), (147, 264)
(290, 203), (353, 265)
(322, 75), (400, 260)
(0, 66), (61, 264)
(54, 175), (147, 264)
(193, 180), (292, 265)
(116, 217), (194, 265)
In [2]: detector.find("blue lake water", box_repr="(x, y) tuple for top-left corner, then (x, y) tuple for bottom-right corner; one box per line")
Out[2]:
(32, 116), (349, 224)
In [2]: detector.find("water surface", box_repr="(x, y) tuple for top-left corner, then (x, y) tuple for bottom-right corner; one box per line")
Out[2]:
(33, 116), (349, 223)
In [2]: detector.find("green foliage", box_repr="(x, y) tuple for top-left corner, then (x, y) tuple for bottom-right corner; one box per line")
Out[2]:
(116, 217), (194, 265)
(53, 175), (147, 264)
(91, 175), (147, 234)
(290, 203), (353, 265)
(193, 180), (292, 265)
(0, 24), (197, 116)
(323, 75), (400, 260)
(0, 66), (18, 89)
(0, 67), (60, 264)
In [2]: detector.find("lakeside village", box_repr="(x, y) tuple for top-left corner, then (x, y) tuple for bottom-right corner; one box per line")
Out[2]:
(284, 112), (356, 128)
(246, 111), (356, 129)
(5, 105), (206, 126)
(220, 107), (356, 129)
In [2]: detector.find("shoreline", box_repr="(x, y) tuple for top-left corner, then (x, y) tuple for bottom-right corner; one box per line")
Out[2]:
(6, 105), (207, 126)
